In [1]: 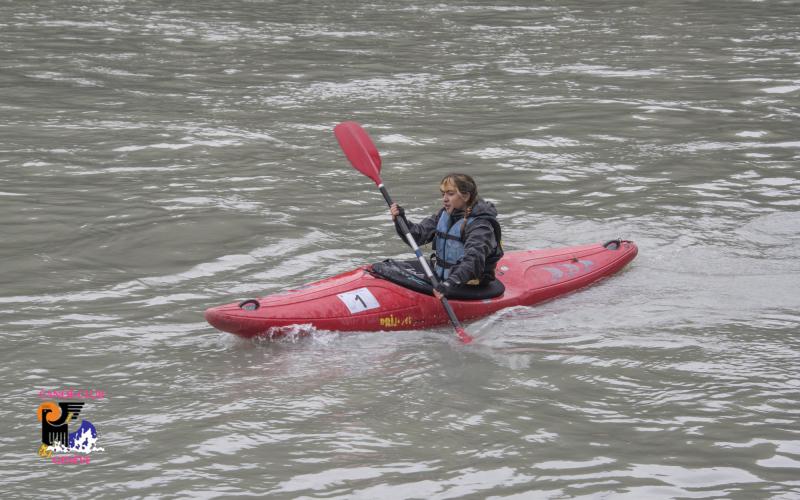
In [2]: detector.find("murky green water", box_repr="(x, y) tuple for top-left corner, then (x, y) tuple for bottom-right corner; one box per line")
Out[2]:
(2, 0), (799, 497)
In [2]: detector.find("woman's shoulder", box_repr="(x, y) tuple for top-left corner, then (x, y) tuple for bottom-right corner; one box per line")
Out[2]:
(470, 199), (499, 218)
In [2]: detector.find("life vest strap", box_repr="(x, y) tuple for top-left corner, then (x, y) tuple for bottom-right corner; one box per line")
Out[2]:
(431, 254), (460, 269)
(435, 259), (459, 269)
(435, 230), (462, 242)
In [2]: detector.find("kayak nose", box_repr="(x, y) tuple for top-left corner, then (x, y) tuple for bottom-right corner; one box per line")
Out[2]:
(205, 304), (248, 335)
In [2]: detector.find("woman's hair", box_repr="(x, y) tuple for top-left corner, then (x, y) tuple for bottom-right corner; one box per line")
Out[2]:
(440, 173), (479, 237)
(440, 173), (478, 207)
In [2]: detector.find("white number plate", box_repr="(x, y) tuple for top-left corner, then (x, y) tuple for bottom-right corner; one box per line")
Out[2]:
(337, 288), (380, 314)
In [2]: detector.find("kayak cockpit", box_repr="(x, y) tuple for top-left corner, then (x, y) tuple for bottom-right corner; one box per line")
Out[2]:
(368, 259), (506, 300)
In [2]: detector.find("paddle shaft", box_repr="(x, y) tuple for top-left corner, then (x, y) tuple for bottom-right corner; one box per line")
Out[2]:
(378, 184), (471, 339)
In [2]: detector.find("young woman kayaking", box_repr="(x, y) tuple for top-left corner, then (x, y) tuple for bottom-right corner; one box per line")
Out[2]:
(390, 173), (504, 299)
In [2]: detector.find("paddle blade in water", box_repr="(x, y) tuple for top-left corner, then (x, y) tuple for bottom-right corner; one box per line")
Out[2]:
(334, 121), (382, 185)
(455, 327), (473, 344)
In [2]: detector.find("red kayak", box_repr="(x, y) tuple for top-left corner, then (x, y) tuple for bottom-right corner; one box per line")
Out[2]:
(205, 239), (638, 339)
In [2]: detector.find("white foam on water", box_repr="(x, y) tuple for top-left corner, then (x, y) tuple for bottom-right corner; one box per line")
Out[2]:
(762, 84), (800, 94)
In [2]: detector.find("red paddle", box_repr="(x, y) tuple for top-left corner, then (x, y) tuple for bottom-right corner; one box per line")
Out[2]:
(334, 121), (473, 344)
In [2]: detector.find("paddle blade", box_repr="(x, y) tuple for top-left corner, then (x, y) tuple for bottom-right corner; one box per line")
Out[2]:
(455, 327), (473, 344)
(334, 121), (382, 185)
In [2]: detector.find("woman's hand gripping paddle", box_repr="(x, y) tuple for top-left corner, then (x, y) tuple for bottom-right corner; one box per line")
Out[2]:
(334, 121), (474, 344)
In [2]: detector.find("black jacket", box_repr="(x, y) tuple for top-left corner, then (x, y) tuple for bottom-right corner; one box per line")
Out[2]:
(394, 198), (502, 286)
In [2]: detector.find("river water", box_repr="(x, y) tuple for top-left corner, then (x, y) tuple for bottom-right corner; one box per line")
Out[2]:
(2, 0), (799, 497)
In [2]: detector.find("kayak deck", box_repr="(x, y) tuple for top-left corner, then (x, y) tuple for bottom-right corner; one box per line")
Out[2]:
(205, 240), (638, 338)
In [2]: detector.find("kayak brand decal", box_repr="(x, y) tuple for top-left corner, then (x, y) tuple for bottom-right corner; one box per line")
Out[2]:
(36, 388), (105, 464)
(542, 259), (595, 282)
(379, 314), (413, 329)
(337, 288), (380, 314)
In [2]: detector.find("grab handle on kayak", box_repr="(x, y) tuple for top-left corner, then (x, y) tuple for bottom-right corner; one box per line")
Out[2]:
(603, 238), (622, 250)
(239, 299), (260, 311)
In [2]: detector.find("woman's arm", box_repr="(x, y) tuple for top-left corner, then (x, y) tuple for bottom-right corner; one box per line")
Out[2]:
(391, 204), (439, 247)
(443, 219), (496, 286)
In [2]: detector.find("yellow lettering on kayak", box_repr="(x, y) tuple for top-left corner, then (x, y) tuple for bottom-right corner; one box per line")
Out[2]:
(379, 315), (413, 328)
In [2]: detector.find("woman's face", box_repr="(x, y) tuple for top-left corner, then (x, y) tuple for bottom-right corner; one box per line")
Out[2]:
(440, 183), (468, 214)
